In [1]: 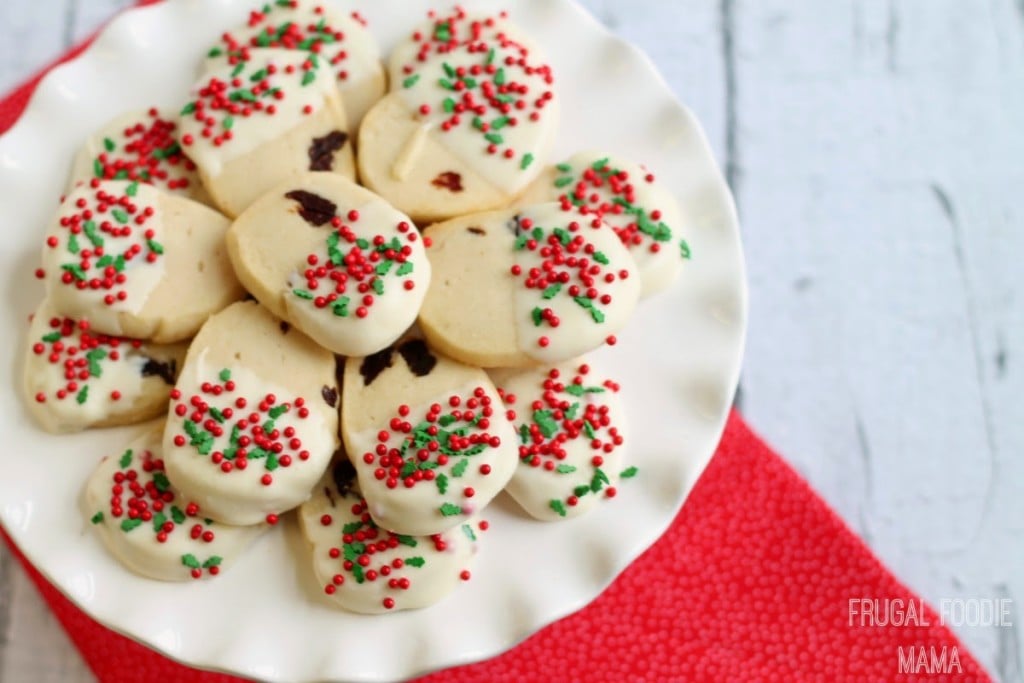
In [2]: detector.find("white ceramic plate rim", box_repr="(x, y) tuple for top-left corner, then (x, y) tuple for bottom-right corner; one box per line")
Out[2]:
(0, 1), (747, 681)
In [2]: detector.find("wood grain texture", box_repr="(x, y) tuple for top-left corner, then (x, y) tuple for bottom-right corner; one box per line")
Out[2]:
(0, 1), (1020, 682)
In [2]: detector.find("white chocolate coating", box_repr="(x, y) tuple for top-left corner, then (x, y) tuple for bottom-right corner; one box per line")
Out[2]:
(84, 424), (264, 582)
(227, 174), (430, 357)
(206, 0), (385, 128)
(490, 359), (628, 521)
(298, 461), (482, 614)
(341, 341), (518, 536)
(22, 301), (185, 434)
(519, 151), (689, 297)
(162, 302), (338, 525)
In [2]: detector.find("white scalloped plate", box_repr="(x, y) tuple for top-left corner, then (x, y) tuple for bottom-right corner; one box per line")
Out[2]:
(0, 1), (746, 681)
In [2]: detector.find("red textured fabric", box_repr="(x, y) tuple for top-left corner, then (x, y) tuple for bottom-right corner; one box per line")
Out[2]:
(0, 12), (992, 682)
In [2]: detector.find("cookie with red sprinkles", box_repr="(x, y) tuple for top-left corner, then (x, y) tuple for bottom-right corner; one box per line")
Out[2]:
(358, 35), (557, 223)
(177, 47), (355, 217)
(162, 301), (339, 526)
(386, 7), (537, 89)
(419, 202), (642, 368)
(226, 173), (431, 356)
(23, 300), (186, 434)
(85, 424), (264, 582)
(66, 108), (211, 206)
(490, 359), (629, 521)
(39, 179), (245, 342)
(207, 0), (385, 128)
(519, 151), (691, 296)
(341, 337), (518, 536)
(298, 457), (485, 613)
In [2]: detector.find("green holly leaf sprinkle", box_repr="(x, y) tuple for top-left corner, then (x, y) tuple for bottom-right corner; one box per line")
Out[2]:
(402, 74), (420, 89)
(556, 163), (573, 173)
(593, 251), (610, 265)
(269, 404), (288, 419)
(550, 499), (568, 517)
(151, 512), (167, 531)
(342, 521), (363, 535)
(121, 518), (143, 532)
(111, 208), (129, 224)
(531, 307), (544, 326)
(592, 158), (610, 171)
(541, 283), (562, 299)
(61, 264), (86, 281)
(351, 564), (365, 583)
(219, 368), (232, 382)
(620, 466), (639, 479)
(332, 297), (350, 317)
(462, 524), (477, 542)
(171, 506), (187, 524)
(680, 239), (692, 260)
(436, 472), (449, 495)
(301, 70), (316, 87)
(153, 472), (171, 493)
(76, 386), (89, 404)
(265, 452), (280, 471)
(67, 233), (80, 254)
(521, 153), (535, 170)
(533, 410), (559, 438)
(574, 484), (592, 497)
(293, 289), (314, 300)
(484, 132), (504, 145)
(181, 102), (197, 115)
(451, 459), (469, 478)
(125, 181), (139, 197)
(439, 503), (462, 517)
(86, 348), (107, 378)
(90, 511), (104, 524)
(405, 556), (426, 568)
(397, 261), (414, 276)
(554, 176), (575, 189)
(372, 279), (385, 296)
(119, 450), (133, 468)
(114, 254), (126, 272)
(202, 556), (222, 569)
(396, 534), (418, 547)
(83, 221), (103, 245)
(556, 464), (577, 474)
(583, 420), (597, 440)
(181, 553), (201, 569)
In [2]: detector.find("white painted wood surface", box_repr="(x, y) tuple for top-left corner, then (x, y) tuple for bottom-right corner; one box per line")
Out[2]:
(0, 1), (1021, 681)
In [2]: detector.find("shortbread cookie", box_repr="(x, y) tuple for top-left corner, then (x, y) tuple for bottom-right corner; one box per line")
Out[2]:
(163, 301), (339, 526)
(66, 108), (210, 205)
(359, 39), (557, 223)
(519, 152), (691, 296)
(23, 301), (186, 434)
(178, 48), (355, 217)
(387, 7), (534, 88)
(419, 202), (642, 368)
(341, 338), (517, 536)
(40, 180), (245, 342)
(227, 174), (430, 357)
(490, 360), (628, 521)
(85, 424), (264, 581)
(298, 458), (485, 613)
(207, 0), (385, 129)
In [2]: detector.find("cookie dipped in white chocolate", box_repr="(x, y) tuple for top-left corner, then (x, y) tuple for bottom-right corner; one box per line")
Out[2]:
(23, 301), (186, 434)
(490, 359), (628, 521)
(518, 152), (691, 296)
(298, 458), (485, 613)
(419, 202), (642, 368)
(359, 38), (557, 224)
(84, 424), (265, 581)
(66, 108), (211, 205)
(206, 0), (385, 129)
(178, 48), (355, 217)
(163, 301), (339, 526)
(227, 174), (430, 357)
(40, 180), (245, 342)
(341, 338), (517, 536)
(387, 7), (537, 89)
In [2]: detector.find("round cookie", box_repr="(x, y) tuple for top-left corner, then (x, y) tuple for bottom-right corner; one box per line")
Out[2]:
(23, 300), (186, 434)
(359, 39), (557, 224)
(65, 108), (211, 205)
(387, 7), (535, 88)
(419, 202), (642, 368)
(298, 458), (485, 613)
(162, 301), (339, 526)
(207, 0), (385, 129)
(227, 173), (430, 357)
(39, 179), (245, 342)
(490, 359), (628, 521)
(341, 337), (518, 536)
(518, 152), (691, 296)
(178, 47), (355, 218)
(85, 424), (264, 581)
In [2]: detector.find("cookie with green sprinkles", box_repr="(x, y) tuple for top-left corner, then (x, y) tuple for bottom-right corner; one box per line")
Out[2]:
(341, 337), (518, 536)
(298, 457), (485, 613)
(358, 36), (557, 224)
(519, 151), (691, 296)
(386, 7), (538, 90)
(206, 0), (385, 128)
(418, 202), (642, 368)
(84, 423), (265, 581)
(23, 300), (187, 434)
(490, 359), (629, 521)
(227, 173), (431, 357)
(39, 179), (246, 342)
(66, 108), (211, 205)
(162, 301), (339, 526)
(177, 47), (355, 217)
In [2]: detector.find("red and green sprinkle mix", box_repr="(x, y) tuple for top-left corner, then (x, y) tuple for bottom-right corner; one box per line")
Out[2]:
(30, 314), (144, 406)
(359, 388), (501, 518)
(555, 158), (691, 260)
(509, 214), (630, 348)
(400, 7), (512, 75)
(210, 1), (362, 84)
(89, 108), (197, 193)
(46, 181), (163, 307)
(499, 364), (627, 516)
(94, 448), (222, 579)
(168, 368), (312, 484)
(292, 214), (419, 319)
